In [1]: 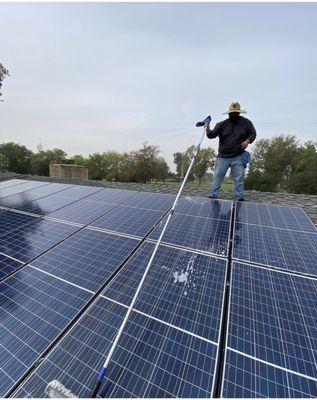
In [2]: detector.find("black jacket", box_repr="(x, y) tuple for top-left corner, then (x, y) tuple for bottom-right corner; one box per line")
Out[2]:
(206, 116), (256, 158)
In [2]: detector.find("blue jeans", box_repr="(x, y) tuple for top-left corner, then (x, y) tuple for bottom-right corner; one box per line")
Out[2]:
(210, 154), (245, 199)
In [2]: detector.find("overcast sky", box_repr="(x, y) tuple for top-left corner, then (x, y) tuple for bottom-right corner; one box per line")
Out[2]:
(1, 2), (316, 170)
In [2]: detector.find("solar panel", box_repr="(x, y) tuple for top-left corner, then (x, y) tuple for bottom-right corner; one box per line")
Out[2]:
(175, 197), (232, 220)
(0, 179), (27, 189)
(224, 261), (317, 392)
(233, 223), (317, 276)
(91, 206), (165, 237)
(0, 265), (92, 397)
(27, 182), (74, 195)
(0, 181), (50, 198)
(150, 214), (231, 256)
(122, 191), (175, 211)
(103, 242), (227, 342)
(15, 195), (80, 215)
(0, 191), (49, 209)
(49, 200), (116, 225)
(57, 185), (104, 200)
(236, 202), (316, 233)
(0, 219), (78, 264)
(0, 180), (315, 398)
(30, 229), (140, 293)
(81, 188), (137, 205)
(0, 210), (37, 236)
(0, 253), (23, 279)
(222, 349), (317, 398)
(14, 298), (218, 398)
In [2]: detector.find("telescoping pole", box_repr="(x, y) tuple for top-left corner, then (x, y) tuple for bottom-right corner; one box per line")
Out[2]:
(91, 126), (207, 398)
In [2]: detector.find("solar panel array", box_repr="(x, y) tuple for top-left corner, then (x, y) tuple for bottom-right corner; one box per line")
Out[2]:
(0, 179), (316, 398)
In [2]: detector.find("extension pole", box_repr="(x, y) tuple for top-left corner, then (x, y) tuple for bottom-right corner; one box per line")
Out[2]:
(91, 129), (206, 398)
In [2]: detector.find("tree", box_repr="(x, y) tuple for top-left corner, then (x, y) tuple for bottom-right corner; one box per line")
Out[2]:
(193, 147), (216, 184)
(153, 157), (169, 183)
(30, 148), (68, 176)
(287, 141), (317, 194)
(0, 63), (10, 100)
(174, 146), (215, 183)
(131, 142), (162, 183)
(245, 134), (299, 192)
(0, 142), (33, 174)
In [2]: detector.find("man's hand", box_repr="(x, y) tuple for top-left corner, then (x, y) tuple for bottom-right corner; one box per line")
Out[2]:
(204, 122), (210, 131)
(241, 139), (250, 149)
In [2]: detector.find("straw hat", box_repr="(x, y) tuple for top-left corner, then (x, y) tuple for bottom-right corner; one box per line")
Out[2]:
(223, 101), (247, 115)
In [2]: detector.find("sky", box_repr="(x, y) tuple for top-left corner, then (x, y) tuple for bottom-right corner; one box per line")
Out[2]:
(0, 2), (317, 170)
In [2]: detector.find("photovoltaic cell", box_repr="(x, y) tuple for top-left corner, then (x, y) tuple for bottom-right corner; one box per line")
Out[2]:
(122, 191), (175, 211)
(0, 211), (37, 236)
(0, 219), (78, 263)
(227, 262), (317, 380)
(175, 197), (232, 220)
(0, 179), (26, 189)
(28, 182), (74, 195)
(57, 185), (104, 200)
(14, 298), (218, 398)
(0, 254), (23, 279)
(103, 242), (226, 342)
(16, 195), (80, 215)
(222, 350), (317, 398)
(0, 181), (50, 198)
(30, 229), (140, 293)
(81, 187), (137, 205)
(49, 200), (116, 225)
(0, 192), (49, 209)
(91, 206), (165, 237)
(150, 214), (230, 256)
(0, 266), (92, 397)
(233, 223), (317, 276)
(236, 202), (316, 233)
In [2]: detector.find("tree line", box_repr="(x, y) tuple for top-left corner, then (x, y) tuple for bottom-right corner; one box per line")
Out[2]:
(0, 141), (216, 184)
(0, 135), (316, 194)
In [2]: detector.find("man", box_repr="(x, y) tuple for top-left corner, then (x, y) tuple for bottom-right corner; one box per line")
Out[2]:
(205, 101), (256, 201)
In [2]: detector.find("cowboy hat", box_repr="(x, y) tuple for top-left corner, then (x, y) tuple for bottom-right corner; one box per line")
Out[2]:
(223, 101), (247, 115)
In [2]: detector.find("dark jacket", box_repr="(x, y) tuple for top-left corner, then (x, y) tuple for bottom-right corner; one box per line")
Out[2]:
(206, 116), (256, 158)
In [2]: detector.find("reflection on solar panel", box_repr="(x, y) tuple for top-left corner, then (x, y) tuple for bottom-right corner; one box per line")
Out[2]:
(0, 210), (37, 236)
(150, 214), (230, 256)
(0, 179), (26, 189)
(30, 229), (139, 292)
(103, 242), (227, 342)
(0, 180), (315, 398)
(236, 202), (316, 232)
(0, 266), (92, 397)
(233, 222), (317, 275)
(92, 206), (165, 237)
(175, 196), (232, 220)
(83, 187), (137, 204)
(0, 253), (23, 279)
(15, 298), (218, 398)
(0, 219), (78, 263)
(123, 191), (175, 211)
(0, 181), (50, 198)
(49, 200), (116, 225)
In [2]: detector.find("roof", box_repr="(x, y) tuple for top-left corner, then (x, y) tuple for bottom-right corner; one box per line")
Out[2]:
(1, 172), (316, 225)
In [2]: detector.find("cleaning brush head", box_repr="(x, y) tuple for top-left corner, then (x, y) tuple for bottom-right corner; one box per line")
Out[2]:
(45, 380), (78, 398)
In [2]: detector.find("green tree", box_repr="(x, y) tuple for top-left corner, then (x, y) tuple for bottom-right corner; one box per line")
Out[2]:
(0, 63), (10, 100)
(87, 153), (105, 180)
(30, 148), (68, 176)
(193, 147), (216, 184)
(287, 141), (317, 194)
(152, 157), (169, 183)
(131, 142), (162, 183)
(0, 142), (33, 174)
(245, 134), (299, 192)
